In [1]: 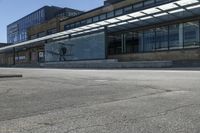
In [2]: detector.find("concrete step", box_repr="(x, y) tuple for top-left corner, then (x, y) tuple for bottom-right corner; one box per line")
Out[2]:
(42, 60), (173, 69)
(172, 60), (200, 67)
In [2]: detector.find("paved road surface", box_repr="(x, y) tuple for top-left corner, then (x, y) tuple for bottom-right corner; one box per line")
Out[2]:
(0, 68), (200, 133)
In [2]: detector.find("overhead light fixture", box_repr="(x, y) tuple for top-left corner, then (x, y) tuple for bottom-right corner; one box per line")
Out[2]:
(71, 28), (84, 32)
(169, 8), (185, 13)
(140, 16), (153, 20)
(95, 21), (110, 26)
(87, 23), (100, 28)
(106, 18), (121, 23)
(128, 12), (145, 17)
(153, 12), (168, 17)
(186, 4), (200, 9)
(117, 21), (128, 25)
(108, 24), (118, 28)
(79, 26), (91, 30)
(116, 15), (132, 21)
(157, 3), (178, 10)
(128, 19), (140, 23)
(175, 0), (199, 6)
(142, 8), (161, 14)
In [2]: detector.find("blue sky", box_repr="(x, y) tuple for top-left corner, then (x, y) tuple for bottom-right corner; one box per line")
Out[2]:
(0, 0), (104, 43)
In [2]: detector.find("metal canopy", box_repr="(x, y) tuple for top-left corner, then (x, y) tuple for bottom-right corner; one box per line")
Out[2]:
(1, 0), (200, 52)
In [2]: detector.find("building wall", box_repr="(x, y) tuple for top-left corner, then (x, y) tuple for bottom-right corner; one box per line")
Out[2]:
(0, 53), (14, 65)
(14, 46), (44, 64)
(56, 8), (83, 20)
(45, 32), (105, 62)
(7, 6), (62, 44)
(28, 18), (60, 40)
(60, 0), (143, 31)
(108, 48), (200, 61)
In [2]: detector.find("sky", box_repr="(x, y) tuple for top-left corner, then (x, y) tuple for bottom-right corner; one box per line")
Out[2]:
(0, 0), (104, 43)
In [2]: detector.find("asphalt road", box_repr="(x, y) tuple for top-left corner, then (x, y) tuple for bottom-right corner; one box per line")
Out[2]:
(0, 68), (200, 133)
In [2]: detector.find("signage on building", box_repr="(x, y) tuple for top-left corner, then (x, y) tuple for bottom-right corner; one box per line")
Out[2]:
(39, 52), (44, 58)
(15, 56), (26, 61)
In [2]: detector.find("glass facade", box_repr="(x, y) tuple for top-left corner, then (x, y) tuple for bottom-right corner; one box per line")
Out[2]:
(108, 20), (200, 55)
(169, 24), (182, 49)
(64, 0), (172, 30)
(183, 21), (199, 47)
(7, 9), (45, 44)
(156, 26), (168, 50)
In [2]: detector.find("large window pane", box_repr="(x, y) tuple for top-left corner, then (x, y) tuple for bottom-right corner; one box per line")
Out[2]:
(125, 32), (139, 53)
(108, 34), (122, 55)
(124, 6), (133, 13)
(143, 29), (155, 52)
(169, 24), (183, 48)
(138, 32), (144, 52)
(144, 0), (155, 6)
(183, 21), (199, 47)
(133, 2), (143, 11)
(156, 26), (168, 50)
(107, 11), (114, 18)
(115, 9), (123, 16)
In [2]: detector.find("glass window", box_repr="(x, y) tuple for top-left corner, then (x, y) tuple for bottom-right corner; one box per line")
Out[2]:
(144, 0), (155, 6)
(169, 24), (182, 48)
(38, 31), (46, 37)
(93, 16), (99, 22)
(124, 6), (133, 13)
(47, 28), (57, 35)
(183, 21), (199, 47)
(143, 29), (155, 52)
(64, 25), (70, 30)
(108, 34), (123, 55)
(86, 18), (92, 24)
(156, 0), (167, 4)
(107, 11), (114, 18)
(115, 9), (123, 16)
(100, 14), (106, 20)
(133, 2), (143, 10)
(156, 26), (168, 50)
(70, 23), (75, 28)
(75, 22), (80, 27)
(125, 32), (139, 53)
(81, 20), (87, 25)
(138, 32), (144, 52)
(31, 34), (37, 40)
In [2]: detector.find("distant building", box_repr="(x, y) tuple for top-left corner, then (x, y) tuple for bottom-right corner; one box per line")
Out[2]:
(27, 7), (83, 41)
(7, 6), (62, 44)
(0, 43), (9, 48)
(55, 7), (83, 20)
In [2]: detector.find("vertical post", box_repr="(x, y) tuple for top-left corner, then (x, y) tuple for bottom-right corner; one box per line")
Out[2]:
(104, 26), (108, 59)
(13, 47), (15, 65)
(69, 34), (72, 39)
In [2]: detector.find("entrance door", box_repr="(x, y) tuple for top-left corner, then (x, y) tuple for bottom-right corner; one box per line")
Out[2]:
(124, 32), (139, 54)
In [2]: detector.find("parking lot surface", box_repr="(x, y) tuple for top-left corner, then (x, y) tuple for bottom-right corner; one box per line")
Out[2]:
(0, 68), (200, 133)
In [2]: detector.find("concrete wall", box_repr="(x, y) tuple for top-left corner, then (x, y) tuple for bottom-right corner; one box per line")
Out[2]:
(0, 53), (13, 65)
(108, 48), (200, 61)
(28, 18), (60, 39)
(45, 32), (106, 62)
